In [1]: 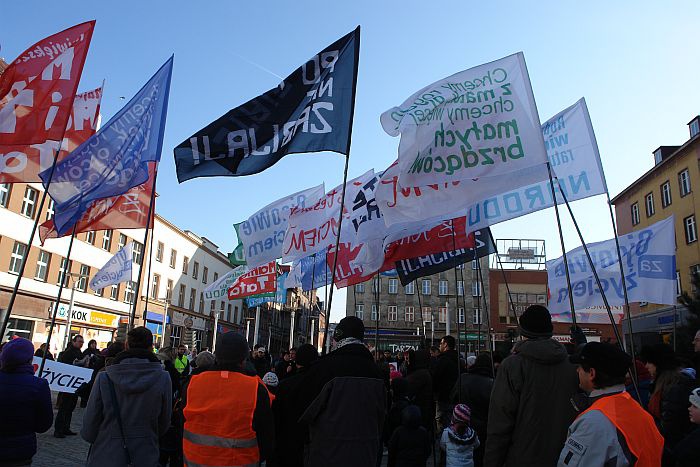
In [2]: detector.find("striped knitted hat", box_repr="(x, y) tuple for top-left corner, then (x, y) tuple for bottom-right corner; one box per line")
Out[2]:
(452, 403), (471, 425)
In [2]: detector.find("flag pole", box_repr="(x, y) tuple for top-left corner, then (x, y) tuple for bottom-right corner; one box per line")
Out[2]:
(476, 257), (492, 370)
(129, 167), (159, 330)
(488, 230), (519, 324)
(547, 162), (578, 328)
(38, 224), (78, 377)
(416, 280), (425, 343)
(481, 264), (497, 378)
(142, 173), (159, 324)
(450, 223), (463, 403)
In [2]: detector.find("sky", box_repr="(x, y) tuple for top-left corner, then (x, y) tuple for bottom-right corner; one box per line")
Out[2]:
(3, 1), (700, 323)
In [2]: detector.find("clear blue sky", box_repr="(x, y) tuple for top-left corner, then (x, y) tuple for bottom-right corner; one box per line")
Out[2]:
(4, 1), (700, 322)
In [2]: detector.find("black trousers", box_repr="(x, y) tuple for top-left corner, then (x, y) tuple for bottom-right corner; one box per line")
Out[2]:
(54, 392), (78, 433)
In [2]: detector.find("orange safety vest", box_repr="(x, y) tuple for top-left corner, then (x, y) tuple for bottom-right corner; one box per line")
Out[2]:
(580, 391), (663, 467)
(183, 371), (260, 467)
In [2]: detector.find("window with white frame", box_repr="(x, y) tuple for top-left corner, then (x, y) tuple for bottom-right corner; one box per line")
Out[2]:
(199, 294), (205, 314)
(691, 119), (700, 138)
(676, 271), (682, 296)
(118, 233), (127, 249)
(631, 203), (640, 226)
(169, 249), (177, 268)
(9, 242), (27, 275)
(473, 308), (483, 325)
(388, 306), (398, 321)
(457, 280), (464, 296)
(0, 183), (10, 208)
(203, 267), (208, 284)
(110, 284), (119, 300)
(679, 169), (691, 197)
(94, 286), (103, 297)
(151, 274), (160, 299)
(220, 301), (225, 318)
(472, 260), (478, 270)
(355, 283), (365, 293)
(422, 307), (432, 323)
(472, 281), (482, 297)
(20, 187), (38, 218)
(458, 307), (466, 324)
(661, 181), (672, 208)
(355, 304), (364, 320)
(439, 280), (448, 295)
(438, 306), (447, 323)
(371, 304), (379, 321)
(210, 300), (215, 315)
(178, 284), (186, 307)
(85, 231), (96, 245)
(193, 261), (199, 280)
(422, 279), (431, 295)
(46, 199), (54, 220)
(405, 282), (414, 294)
(189, 288), (196, 310)
(166, 279), (173, 300)
(373, 276), (381, 293)
(132, 242), (143, 264)
(77, 265), (90, 291)
(156, 242), (164, 262)
(124, 281), (135, 304)
(57, 258), (72, 287)
(388, 278), (398, 294)
(685, 215), (697, 244)
(35, 250), (51, 281)
(645, 192), (654, 217)
(102, 230), (112, 251)
(405, 306), (414, 322)
(182, 256), (189, 275)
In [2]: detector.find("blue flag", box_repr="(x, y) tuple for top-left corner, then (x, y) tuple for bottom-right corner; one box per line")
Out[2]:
(287, 253), (332, 291)
(41, 57), (174, 235)
(247, 272), (289, 307)
(173, 27), (359, 182)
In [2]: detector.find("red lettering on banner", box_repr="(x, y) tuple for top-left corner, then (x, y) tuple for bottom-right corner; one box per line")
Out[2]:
(228, 261), (277, 299)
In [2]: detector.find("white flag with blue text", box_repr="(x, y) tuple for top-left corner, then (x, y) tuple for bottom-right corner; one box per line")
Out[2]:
(547, 216), (676, 313)
(90, 243), (134, 291)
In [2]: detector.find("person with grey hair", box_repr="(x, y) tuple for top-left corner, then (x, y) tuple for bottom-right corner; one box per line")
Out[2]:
(194, 350), (215, 370)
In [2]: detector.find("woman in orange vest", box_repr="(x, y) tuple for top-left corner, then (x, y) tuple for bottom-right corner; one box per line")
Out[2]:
(182, 332), (274, 467)
(558, 342), (663, 467)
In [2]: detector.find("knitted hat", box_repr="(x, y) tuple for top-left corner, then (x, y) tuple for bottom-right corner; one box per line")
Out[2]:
(295, 344), (319, 367)
(519, 305), (553, 338)
(195, 350), (215, 369)
(690, 387), (700, 409)
(333, 316), (364, 342)
(262, 371), (279, 387)
(452, 403), (471, 425)
(0, 337), (34, 369)
(215, 332), (249, 364)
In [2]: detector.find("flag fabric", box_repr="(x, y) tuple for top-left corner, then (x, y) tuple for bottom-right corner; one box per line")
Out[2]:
(0, 21), (95, 183)
(547, 216), (676, 313)
(550, 306), (625, 325)
(327, 238), (385, 288)
(204, 266), (247, 301)
(228, 242), (246, 267)
(174, 27), (360, 182)
(228, 261), (277, 299)
(238, 184), (324, 268)
(39, 162), (156, 243)
(59, 86), (103, 159)
(247, 272), (289, 307)
(40, 56), (173, 236)
(89, 242), (134, 291)
(395, 228), (495, 285)
(286, 253), (332, 291)
(380, 52), (547, 188)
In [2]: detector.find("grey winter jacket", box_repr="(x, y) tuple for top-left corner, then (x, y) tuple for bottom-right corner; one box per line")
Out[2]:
(484, 338), (578, 467)
(440, 426), (479, 467)
(81, 350), (172, 467)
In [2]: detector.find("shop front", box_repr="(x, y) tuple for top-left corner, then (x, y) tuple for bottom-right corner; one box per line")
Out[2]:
(47, 303), (121, 354)
(364, 329), (424, 353)
(144, 310), (171, 347)
(171, 311), (208, 350)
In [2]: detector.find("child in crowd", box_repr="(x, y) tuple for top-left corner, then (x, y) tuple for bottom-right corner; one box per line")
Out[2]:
(262, 371), (279, 397)
(440, 404), (479, 467)
(387, 405), (431, 467)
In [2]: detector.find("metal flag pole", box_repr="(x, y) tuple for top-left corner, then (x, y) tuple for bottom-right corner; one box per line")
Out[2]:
(476, 258), (493, 374)
(450, 223), (463, 402)
(142, 174), (159, 321)
(416, 280), (425, 343)
(481, 264), (497, 379)
(547, 162), (578, 328)
(129, 167), (159, 330)
(374, 274), (380, 353)
(488, 230), (518, 324)
(38, 224), (78, 377)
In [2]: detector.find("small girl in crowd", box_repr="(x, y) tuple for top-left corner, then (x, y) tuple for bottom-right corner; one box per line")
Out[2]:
(440, 404), (480, 467)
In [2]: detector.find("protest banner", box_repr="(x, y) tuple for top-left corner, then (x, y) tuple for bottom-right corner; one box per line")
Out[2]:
(89, 242), (134, 291)
(33, 356), (93, 393)
(550, 305), (625, 324)
(228, 261), (277, 299)
(286, 253), (332, 291)
(381, 52), (547, 188)
(547, 216), (676, 313)
(204, 266), (247, 301)
(247, 272), (289, 307)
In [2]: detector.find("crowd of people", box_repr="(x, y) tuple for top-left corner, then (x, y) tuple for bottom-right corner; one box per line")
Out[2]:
(0, 307), (699, 466)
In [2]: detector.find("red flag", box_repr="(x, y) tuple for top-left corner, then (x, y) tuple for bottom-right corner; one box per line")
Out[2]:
(39, 163), (156, 243)
(58, 86), (102, 160)
(0, 20), (95, 183)
(326, 242), (378, 289)
(228, 262), (277, 299)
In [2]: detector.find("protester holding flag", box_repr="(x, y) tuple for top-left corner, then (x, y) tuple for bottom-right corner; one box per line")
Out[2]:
(0, 338), (53, 466)
(54, 334), (84, 438)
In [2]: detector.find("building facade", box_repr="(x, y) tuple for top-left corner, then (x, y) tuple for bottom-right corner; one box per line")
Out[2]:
(345, 256), (490, 354)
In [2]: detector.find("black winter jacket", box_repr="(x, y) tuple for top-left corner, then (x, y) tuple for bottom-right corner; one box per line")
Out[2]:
(432, 349), (459, 403)
(387, 405), (431, 467)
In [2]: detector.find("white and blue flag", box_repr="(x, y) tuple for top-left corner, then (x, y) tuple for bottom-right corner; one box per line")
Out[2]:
(41, 57), (174, 236)
(90, 242), (134, 291)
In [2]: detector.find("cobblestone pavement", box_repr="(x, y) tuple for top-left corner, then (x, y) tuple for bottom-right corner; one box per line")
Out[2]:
(34, 392), (90, 467)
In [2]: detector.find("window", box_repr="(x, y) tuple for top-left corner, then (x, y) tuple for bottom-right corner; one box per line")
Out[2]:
(388, 278), (398, 294)
(355, 283), (365, 293)
(9, 242), (27, 275)
(220, 301), (225, 318)
(388, 306), (398, 321)
(102, 230), (112, 250)
(57, 258), (72, 286)
(459, 307), (466, 324)
(203, 267), (208, 284)
(199, 294), (205, 314)
(472, 308), (482, 325)
(661, 182), (672, 208)
(472, 260), (478, 270)
(691, 264), (700, 292)
(422, 279), (431, 295)
(457, 281), (464, 296)
(631, 203), (640, 226)
(193, 262), (199, 280)
(170, 326), (182, 348)
(132, 242), (143, 264)
(438, 306), (447, 323)
(691, 119), (700, 138)
(124, 281), (135, 304)
(210, 300), (215, 315)
(182, 256), (189, 274)
(685, 215), (697, 244)
(77, 265), (90, 292)
(169, 249), (177, 268)
(189, 288), (196, 311)
(166, 279), (173, 300)
(653, 148), (663, 165)
(676, 271), (682, 296)
(0, 183), (10, 207)
(178, 284), (186, 307)
(151, 274), (160, 299)
(118, 233), (127, 249)
(94, 286), (103, 297)
(355, 304), (364, 320)
(373, 276), (381, 293)
(439, 280), (449, 296)
(422, 307), (432, 323)
(21, 187), (38, 218)
(46, 199), (54, 220)
(405, 282), (414, 295)
(404, 306), (414, 322)
(227, 303), (232, 321)
(85, 231), (96, 245)
(156, 242), (164, 262)
(35, 250), (51, 281)
(645, 192), (654, 217)
(472, 281), (482, 297)
(371, 305), (379, 321)
(679, 169), (691, 197)
(110, 284), (119, 300)
(213, 272), (219, 282)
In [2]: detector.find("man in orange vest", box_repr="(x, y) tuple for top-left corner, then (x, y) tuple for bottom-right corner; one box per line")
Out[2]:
(183, 332), (273, 467)
(558, 342), (663, 466)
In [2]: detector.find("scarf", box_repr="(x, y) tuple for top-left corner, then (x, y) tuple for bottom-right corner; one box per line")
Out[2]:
(335, 337), (363, 349)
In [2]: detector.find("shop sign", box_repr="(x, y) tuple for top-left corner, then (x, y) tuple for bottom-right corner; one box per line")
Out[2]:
(172, 312), (206, 331)
(51, 303), (120, 328)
